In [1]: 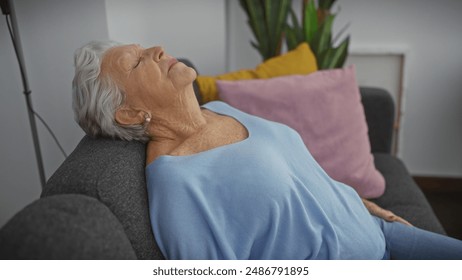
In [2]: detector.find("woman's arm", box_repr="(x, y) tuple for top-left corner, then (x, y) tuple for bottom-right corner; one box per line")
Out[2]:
(361, 198), (412, 226)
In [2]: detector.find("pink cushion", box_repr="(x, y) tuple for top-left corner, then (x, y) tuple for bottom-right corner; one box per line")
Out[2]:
(217, 66), (385, 198)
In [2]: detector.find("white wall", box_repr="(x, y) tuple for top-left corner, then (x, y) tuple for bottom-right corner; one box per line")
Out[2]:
(336, 0), (462, 177)
(227, 0), (462, 177)
(0, 0), (109, 227)
(226, 0), (262, 71)
(105, 0), (227, 75)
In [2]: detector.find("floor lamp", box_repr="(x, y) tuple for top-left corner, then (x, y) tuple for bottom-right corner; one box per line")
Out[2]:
(1, 0), (46, 189)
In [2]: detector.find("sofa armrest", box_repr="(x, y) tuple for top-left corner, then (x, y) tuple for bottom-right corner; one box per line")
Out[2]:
(371, 154), (446, 234)
(0, 194), (137, 259)
(360, 87), (395, 154)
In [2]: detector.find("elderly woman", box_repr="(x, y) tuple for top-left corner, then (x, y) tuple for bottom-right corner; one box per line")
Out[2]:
(72, 41), (462, 260)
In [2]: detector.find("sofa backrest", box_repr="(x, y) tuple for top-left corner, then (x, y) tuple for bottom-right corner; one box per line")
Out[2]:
(43, 136), (163, 260)
(359, 87), (395, 154)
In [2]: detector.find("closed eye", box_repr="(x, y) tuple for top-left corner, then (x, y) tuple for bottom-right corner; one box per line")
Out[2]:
(133, 56), (142, 69)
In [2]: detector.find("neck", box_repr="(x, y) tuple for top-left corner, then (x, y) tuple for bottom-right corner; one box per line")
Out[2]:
(146, 85), (207, 144)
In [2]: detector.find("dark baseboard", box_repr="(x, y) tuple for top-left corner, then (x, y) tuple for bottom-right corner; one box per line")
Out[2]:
(413, 176), (462, 193)
(414, 176), (462, 239)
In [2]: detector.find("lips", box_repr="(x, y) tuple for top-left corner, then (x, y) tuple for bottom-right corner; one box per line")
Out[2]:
(167, 58), (178, 71)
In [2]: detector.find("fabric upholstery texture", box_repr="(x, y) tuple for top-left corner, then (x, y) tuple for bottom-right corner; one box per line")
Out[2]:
(360, 87), (395, 154)
(217, 66), (385, 198)
(196, 42), (317, 103)
(0, 194), (137, 259)
(43, 136), (163, 260)
(371, 154), (445, 234)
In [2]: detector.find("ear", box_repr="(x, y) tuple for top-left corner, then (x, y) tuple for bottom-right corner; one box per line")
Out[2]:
(114, 107), (146, 125)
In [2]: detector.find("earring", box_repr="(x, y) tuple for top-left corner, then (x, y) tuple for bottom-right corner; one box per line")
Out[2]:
(145, 113), (151, 123)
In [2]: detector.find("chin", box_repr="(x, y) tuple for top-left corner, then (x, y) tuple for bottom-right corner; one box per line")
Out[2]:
(186, 66), (197, 79)
(171, 64), (197, 89)
(181, 64), (197, 82)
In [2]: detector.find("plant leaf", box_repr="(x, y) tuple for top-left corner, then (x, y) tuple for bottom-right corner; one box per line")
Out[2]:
(285, 26), (298, 50)
(284, 0), (349, 69)
(240, 0), (290, 60)
(250, 40), (261, 52)
(278, 1), (291, 40)
(319, 0), (337, 10)
(313, 14), (334, 59)
(321, 36), (349, 69)
(240, 0), (266, 59)
(267, 0), (291, 57)
(332, 22), (350, 46)
(333, 36), (350, 68)
(303, 0), (318, 43)
(286, 7), (304, 50)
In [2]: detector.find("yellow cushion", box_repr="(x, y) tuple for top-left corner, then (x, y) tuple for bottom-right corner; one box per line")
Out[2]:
(196, 43), (318, 103)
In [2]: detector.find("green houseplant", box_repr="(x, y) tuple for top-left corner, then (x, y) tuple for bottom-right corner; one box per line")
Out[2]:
(239, 0), (291, 61)
(285, 0), (349, 69)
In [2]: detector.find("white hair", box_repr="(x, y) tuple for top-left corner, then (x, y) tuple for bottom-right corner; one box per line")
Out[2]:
(72, 40), (150, 142)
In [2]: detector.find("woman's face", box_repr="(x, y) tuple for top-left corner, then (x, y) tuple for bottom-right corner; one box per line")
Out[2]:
(100, 44), (197, 110)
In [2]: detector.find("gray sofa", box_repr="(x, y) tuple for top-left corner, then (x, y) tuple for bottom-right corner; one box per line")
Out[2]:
(0, 61), (445, 259)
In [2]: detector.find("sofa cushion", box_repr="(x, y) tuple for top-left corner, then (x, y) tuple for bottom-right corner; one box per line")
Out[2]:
(217, 66), (385, 198)
(196, 42), (317, 103)
(43, 136), (163, 260)
(371, 153), (446, 234)
(0, 194), (137, 259)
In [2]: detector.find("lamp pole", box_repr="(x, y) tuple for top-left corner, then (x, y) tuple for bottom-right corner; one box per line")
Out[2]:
(2, 0), (46, 189)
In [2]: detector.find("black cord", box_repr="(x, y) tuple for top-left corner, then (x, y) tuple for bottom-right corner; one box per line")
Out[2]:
(5, 15), (68, 158)
(27, 101), (68, 158)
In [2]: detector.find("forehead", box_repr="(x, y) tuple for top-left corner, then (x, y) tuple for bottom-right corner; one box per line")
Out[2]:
(106, 44), (140, 56)
(103, 44), (141, 62)
(100, 44), (141, 73)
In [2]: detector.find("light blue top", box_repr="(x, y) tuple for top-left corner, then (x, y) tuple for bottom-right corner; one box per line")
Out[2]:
(146, 101), (386, 259)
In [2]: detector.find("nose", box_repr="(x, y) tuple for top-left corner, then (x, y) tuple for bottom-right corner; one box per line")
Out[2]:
(147, 46), (164, 62)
